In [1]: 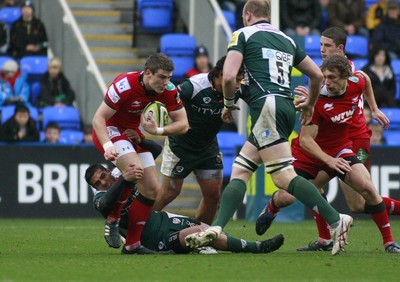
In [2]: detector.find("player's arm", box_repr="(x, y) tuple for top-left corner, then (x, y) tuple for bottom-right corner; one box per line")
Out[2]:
(356, 70), (390, 129)
(223, 50), (243, 103)
(163, 107), (189, 135)
(295, 56), (324, 125)
(299, 124), (352, 175)
(92, 101), (119, 161)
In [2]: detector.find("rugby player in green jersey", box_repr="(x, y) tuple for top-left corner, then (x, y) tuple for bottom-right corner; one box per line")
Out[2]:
(85, 164), (284, 255)
(154, 56), (243, 224)
(185, 0), (353, 255)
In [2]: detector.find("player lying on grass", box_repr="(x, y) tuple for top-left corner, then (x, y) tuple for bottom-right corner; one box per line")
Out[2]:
(255, 55), (400, 253)
(85, 163), (284, 255)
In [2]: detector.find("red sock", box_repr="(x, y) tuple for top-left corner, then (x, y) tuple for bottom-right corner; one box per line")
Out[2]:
(268, 197), (280, 215)
(125, 193), (155, 248)
(382, 197), (400, 215)
(371, 209), (394, 246)
(106, 188), (132, 223)
(312, 210), (332, 242)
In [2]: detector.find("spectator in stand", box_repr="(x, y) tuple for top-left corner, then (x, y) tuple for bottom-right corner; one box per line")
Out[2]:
(9, 1), (48, 59)
(370, 123), (385, 145)
(0, 20), (8, 55)
(83, 125), (93, 144)
(280, 0), (321, 37)
(0, 59), (30, 106)
(184, 46), (212, 78)
(0, 103), (39, 142)
(43, 121), (60, 144)
(372, 1), (400, 60)
(366, 0), (389, 36)
(319, 0), (329, 32)
(0, 0), (22, 8)
(327, 0), (369, 37)
(362, 47), (397, 108)
(38, 57), (75, 107)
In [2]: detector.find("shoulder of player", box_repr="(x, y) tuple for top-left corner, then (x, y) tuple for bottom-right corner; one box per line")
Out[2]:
(348, 72), (367, 88)
(110, 71), (140, 94)
(162, 81), (177, 94)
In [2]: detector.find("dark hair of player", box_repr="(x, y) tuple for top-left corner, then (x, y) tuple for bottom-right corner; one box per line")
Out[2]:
(84, 164), (108, 187)
(145, 53), (174, 74)
(320, 54), (352, 79)
(321, 27), (347, 49)
(209, 55), (244, 80)
(244, 0), (271, 19)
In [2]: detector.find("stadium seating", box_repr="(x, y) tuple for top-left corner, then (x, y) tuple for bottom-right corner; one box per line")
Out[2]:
(0, 55), (13, 69)
(217, 131), (246, 180)
(160, 33), (196, 83)
(0, 7), (21, 27)
(20, 56), (49, 84)
(42, 106), (81, 130)
(380, 108), (400, 129)
(391, 59), (400, 100)
(30, 82), (41, 106)
(383, 130), (400, 145)
(139, 0), (173, 33)
(59, 129), (84, 144)
(304, 35), (321, 58)
(346, 36), (369, 58)
(222, 10), (236, 31)
(365, 0), (378, 9)
(0, 104), (39, 126)
(352, 59), (368, 71)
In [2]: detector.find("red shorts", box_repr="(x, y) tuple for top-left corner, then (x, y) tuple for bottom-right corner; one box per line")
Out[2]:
(350, 138), (370, 172)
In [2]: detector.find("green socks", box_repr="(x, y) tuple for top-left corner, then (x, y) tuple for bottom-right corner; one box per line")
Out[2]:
(226, 235), (259, 253)
(213, 179), (247, 228)
(287, 176), (340, 225)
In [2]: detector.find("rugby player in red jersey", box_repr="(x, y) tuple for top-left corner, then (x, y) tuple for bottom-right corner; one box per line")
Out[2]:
(92, 53), (189, 254)
(259, 55), (400, 253)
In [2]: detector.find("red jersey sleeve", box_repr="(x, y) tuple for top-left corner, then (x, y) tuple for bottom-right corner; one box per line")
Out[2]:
(161, 82), (183, 112)
(104, 73), (132, 110)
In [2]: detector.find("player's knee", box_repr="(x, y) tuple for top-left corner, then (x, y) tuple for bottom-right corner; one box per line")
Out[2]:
(203, 189), (221, 203)
(274, 189), (296, 208)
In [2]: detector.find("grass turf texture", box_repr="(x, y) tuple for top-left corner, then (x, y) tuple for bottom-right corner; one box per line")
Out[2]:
(1, 218), (400, 281)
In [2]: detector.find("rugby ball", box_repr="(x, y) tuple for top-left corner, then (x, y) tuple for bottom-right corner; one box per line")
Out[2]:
(143, 101), (169, 127)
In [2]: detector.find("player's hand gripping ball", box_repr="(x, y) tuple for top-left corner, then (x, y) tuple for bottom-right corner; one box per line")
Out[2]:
(143, 101), (169, 127)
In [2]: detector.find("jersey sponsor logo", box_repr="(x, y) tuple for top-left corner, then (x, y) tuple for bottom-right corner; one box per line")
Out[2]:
(262, 129), (270, 140)
(356, 148), (369, 164)
(352, 97), (359, 103)
(107, 85), (120, 103)
(262, 48), (293, 65)
(191, 104), (222, 115)
(228, 30), (240, 48)
(349, 76), (359, 83)
(203, 97), (211, 104)
(172, 218), (181, 224)
(166, 82), (176, 91)
(158, 241), (165, 250)
(106, 126), (121, 139)
(330, 109), (355, 123)
(175, 93), (181, 104)
(176, 166), (184, 173)
(115, 77), (131, 93)
(323, 103), (334, 111)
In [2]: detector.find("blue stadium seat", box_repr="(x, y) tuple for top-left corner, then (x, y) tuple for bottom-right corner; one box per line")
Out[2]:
(160, 33), (196, 83)
(365, 0), (378, 10)
(0, 55), (13, 69)
(391, 60), (400, 100)
(217, 131), (246, 180)
(1, 104), (39, 126)
(140, 0), (173, 33)
(304, 35), (321, 58)
(42, 106), (81, 130)
(222, 10), (236, 31)
(352, 59), (368, 71)
(0, 7), (21, 27)
(381, 108), (400, 129)
(312, 57), (323, 67)
(30, 81), (41, 106)
(20, 56), (49, 84)
(346, 36), (369, 58)
(59, 129), (84, 144)
(383, 130), (400, 145)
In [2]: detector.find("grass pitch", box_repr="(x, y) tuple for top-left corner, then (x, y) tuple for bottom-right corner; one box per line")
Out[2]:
(1, 218), (400, 281)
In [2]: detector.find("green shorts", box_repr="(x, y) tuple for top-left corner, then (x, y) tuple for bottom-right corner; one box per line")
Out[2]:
(140, 211), (201, 253)
(250, 95), (295, 150)
(161, 137), (223, 179)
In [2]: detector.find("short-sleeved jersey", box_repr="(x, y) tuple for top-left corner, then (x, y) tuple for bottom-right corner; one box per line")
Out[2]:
(292, 72), (366, 162)
(104, 71), (183, 131)
(168, 73), (224, 151)
(227, 21), (307, 104)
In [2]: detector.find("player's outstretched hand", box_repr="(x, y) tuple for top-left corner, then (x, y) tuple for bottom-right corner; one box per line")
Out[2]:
(123, 129), (141, 144)
(221, 105), (240, 123)
(327, 157), (352, 175)
(140, 113), (158, 135)
(122, 164), (144, 182)
(104, 146), (119, 162)
(298, 103), (314, 125)
(371, 109), (390, 129)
